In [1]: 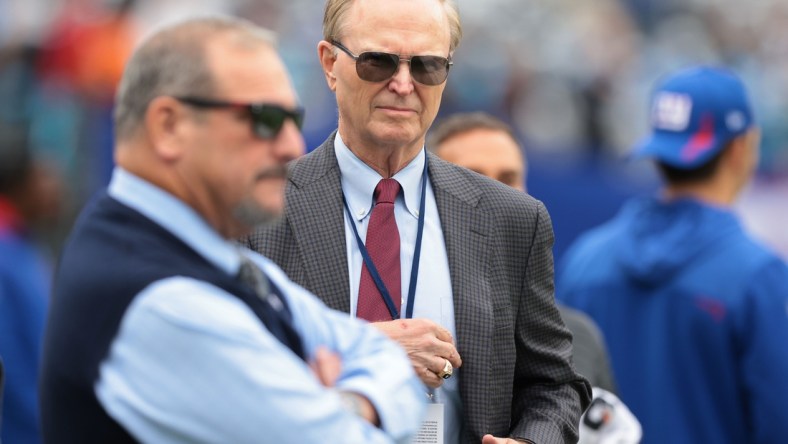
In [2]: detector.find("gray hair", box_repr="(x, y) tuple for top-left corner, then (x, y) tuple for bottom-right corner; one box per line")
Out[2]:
(113, 16), (277, 140)
(323, 0), (462, 52)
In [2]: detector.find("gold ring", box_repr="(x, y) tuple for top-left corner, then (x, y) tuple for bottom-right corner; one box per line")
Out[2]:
(437, 359), (453, 379)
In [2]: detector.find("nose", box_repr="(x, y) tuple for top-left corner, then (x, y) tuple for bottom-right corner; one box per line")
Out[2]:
(387, 59), (415, 96)
(273, 119), (306, 162)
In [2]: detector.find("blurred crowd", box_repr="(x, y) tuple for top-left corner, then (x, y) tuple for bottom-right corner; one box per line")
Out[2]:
(1, 0), (787, 258)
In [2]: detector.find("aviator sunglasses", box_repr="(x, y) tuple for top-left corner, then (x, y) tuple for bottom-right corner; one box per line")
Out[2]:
(174, 96), (304, 139)
(331, 40), (452, 86)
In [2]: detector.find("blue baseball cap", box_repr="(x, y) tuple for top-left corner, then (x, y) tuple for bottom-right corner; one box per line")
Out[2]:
(633, 66), (755, 169)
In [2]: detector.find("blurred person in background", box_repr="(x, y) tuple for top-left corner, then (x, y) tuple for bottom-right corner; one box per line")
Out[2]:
(557, 66), (788, 443)
(427, 112), (619, 393)
(34, 0), (139, 197)
(0, 123), (60, 444)
(36, 0), (137, 101)
(40, 16), (425, 443)
(246, 1), (591, 442)
(428, 112), (641, 444)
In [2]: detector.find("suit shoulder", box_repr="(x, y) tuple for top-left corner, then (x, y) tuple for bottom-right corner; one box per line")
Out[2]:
(287, 135), (338, 189)
(430, 155), (544, 215)
(474, 174), (546, 220)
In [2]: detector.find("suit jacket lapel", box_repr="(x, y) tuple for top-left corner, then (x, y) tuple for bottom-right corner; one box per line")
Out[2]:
(428, 154), (493, 438)
(286, 133), (350, 312)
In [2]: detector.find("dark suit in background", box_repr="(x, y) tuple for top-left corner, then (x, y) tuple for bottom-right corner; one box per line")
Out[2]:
(557, 305), (617, 393)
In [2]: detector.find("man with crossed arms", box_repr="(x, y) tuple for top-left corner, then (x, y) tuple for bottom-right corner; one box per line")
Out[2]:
(41, 16), (425, 443)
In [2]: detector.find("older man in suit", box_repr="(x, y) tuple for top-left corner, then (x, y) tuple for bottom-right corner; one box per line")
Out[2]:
(246, 1), (591, 443)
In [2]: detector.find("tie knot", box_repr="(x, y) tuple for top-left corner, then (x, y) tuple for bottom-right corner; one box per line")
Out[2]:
(374, 178), (400, 204)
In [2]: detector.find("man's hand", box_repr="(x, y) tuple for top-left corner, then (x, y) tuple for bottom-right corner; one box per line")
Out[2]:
(310, 347), (380, 426)
(310, 346), (342, 387)
(373, 318), (462, 388)
(481, 435), (530, 444)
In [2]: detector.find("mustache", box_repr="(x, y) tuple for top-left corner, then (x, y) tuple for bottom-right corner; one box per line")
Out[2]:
(255, 165), (289, 181)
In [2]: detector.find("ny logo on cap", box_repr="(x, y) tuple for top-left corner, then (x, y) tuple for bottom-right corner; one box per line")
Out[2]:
(652, 92), (692, 131)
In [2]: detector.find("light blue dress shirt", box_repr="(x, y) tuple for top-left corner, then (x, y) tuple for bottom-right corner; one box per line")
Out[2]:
(335, 135), (463, 444)
(94, 168), (426, 444)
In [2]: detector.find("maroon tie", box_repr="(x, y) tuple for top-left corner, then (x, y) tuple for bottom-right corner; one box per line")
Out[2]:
(357, 178), (402, 322)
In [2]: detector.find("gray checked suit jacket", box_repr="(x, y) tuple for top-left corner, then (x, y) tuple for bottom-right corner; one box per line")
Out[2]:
(246, 133), (591, 443)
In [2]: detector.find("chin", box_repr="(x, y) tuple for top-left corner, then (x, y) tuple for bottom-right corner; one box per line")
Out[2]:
(232, 199), (282, 230)
(370, 125), (420, 149)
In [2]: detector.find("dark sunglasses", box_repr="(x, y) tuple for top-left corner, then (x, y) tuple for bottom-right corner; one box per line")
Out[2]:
(174, 96), (304, 139)
(331, 40), (452, 86)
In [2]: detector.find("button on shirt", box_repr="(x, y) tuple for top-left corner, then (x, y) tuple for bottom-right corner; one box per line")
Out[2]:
(95, 168), (425, 444)
(335, 135), (463, 444)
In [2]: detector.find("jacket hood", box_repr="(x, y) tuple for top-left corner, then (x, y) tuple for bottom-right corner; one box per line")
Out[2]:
(613, 197), (739, 285)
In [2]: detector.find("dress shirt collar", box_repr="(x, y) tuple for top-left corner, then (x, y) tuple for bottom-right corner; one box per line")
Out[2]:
(108, 168), (241, 276)
(334, 132), (425, 221)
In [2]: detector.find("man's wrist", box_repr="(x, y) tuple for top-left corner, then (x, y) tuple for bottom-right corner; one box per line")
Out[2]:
(339, 391), (364, 416)
(339, 391), (381, 427)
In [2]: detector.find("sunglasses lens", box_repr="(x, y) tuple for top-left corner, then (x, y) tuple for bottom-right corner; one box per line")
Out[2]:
(252, 106), (304, 139)
(291, 109), (305, 130)
(411, 56), (450, 85)
(254, 108), (284, 139)
(356, 52), (399, 82)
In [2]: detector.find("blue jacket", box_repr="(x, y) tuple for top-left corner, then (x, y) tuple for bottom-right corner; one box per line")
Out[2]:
(0, 217), (50, 444)
(557, 197), (788, 444)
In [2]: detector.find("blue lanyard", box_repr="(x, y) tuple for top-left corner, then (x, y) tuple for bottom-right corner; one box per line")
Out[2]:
(342, 159), (428, 320)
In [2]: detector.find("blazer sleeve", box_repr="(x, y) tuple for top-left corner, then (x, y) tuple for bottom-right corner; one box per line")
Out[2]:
(509, 201), (592, 443)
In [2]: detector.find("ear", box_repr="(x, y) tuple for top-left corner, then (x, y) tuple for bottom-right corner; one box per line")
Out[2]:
(726, 128), (760, 171)
(144, 96), (190, 162)
(721, 129), (760, 197)
(318, 40), (338, 92)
